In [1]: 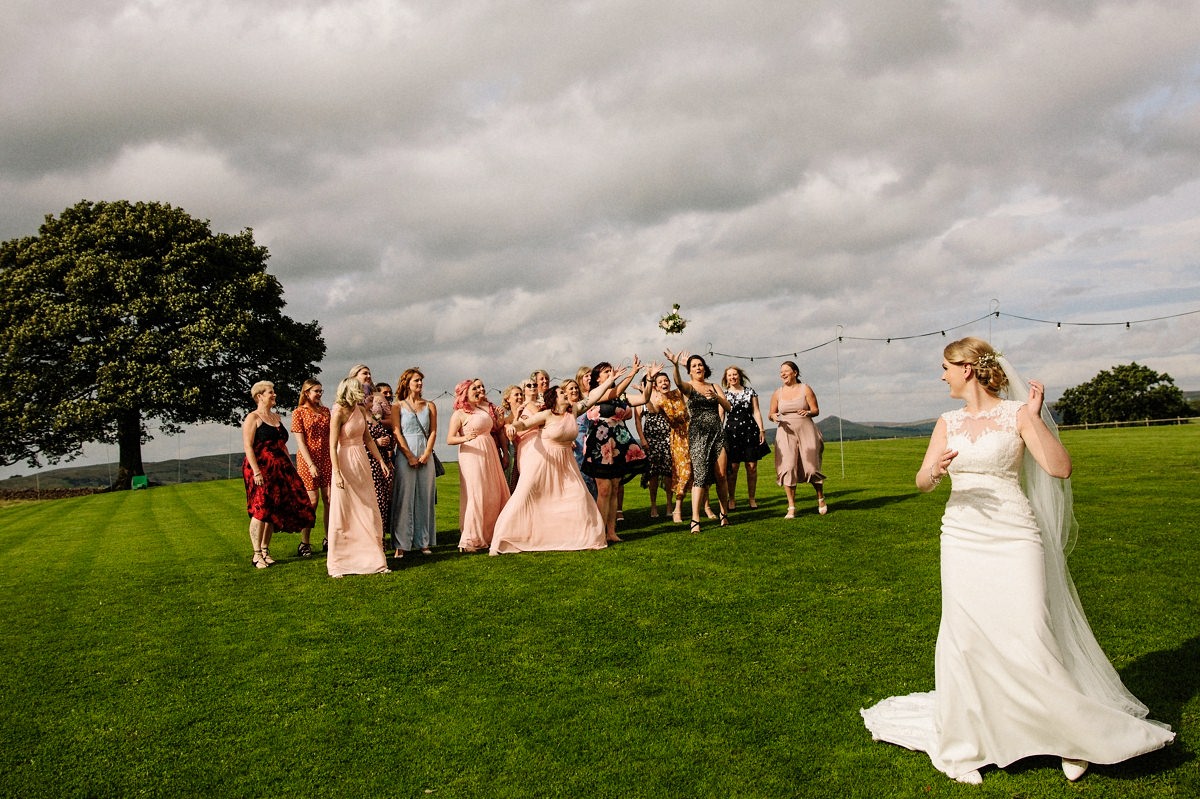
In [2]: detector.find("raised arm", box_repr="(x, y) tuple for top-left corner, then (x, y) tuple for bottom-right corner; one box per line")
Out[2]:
(665, 349), (692, 394)
(1017, 380), (1072, 479)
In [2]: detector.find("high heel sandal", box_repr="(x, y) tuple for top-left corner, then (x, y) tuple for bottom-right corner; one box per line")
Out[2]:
(394, 549), (404, 559)
(672, 508), (682, 524)
(297, 542), (313, 558)
(689, 520), (701, 534)
(818, 498), (828, 515)
(748, 499), (758, 509)
(719, 512), (730, 528)
(784, 506), (796, 519)
(260, 548), (275, 566)
(252, 550), (268, 569)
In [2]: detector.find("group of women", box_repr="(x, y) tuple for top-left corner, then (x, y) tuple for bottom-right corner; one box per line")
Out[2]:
(242, 364), (437, 577)
(239, 337), (1174, 783)
(241, 351), (829, 570)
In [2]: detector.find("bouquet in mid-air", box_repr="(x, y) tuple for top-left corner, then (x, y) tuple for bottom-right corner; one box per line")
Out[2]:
(658, 303), (687, 335)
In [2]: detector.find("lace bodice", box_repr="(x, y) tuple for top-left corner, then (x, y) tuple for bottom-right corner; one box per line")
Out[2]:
(943, 400), (1025, 481)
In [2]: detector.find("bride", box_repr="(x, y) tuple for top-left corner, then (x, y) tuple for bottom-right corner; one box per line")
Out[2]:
(861, 337), (1174, 784)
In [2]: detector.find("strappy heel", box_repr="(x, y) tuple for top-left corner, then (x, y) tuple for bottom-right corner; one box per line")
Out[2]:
(784, 506), (796, 519)
(689, 520), (701, 534)
(719, 512), (730, 527)
(252, 550), (269, 569)
(818, 498), (828, 515)
(260, 548), (275, 566)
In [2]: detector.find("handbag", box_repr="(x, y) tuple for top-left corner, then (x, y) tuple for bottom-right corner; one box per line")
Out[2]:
(404, 401), (445, 477)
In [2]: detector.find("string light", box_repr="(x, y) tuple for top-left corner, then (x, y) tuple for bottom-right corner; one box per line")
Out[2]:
(704, 307), (1200, 362)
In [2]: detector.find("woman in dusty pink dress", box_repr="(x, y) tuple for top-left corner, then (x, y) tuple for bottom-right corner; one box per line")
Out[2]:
(490, 367), (631, 555)
(768, 360), (826, 518)
(446, 378), (510, 552)
(327, 377), (392, 578)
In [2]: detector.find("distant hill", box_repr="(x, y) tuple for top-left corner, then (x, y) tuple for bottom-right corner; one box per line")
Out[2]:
(3, 453), (244, 492)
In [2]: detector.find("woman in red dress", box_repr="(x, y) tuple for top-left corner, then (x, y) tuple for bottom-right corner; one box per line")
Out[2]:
(242, 380), (315, 568)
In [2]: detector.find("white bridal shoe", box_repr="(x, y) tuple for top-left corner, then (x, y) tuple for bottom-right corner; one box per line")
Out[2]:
(955, 770), (982, 785)
(1062, 758), (1089, 781)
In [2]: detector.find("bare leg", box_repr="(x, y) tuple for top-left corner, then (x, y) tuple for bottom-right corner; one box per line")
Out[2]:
(815, 481), (827, 514)
(726, 461), (740, 508)
(597, 478), (621, 542)
(784, 484), (797, 518)
(261, 523), (275, 564)
(746, 462), (759, 507)
(248, 518), (266, 567)
(648, 475), (660, 517)
(714, 450), (730, 523)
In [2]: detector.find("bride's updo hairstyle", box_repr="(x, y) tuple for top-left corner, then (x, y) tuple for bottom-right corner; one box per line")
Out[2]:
(944, 336), (1009, 394)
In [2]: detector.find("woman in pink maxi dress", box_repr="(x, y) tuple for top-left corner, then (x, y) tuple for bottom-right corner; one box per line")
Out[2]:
(446, 378), (510, 552)
(327, 377), (392, 578)
(490, 385), (609, 555)
(769, 360), (826, 518)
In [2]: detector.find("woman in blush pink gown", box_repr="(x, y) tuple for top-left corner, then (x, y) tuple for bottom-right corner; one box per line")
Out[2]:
(327, 377), (392, 578)
(769, 360), (826, 518)
(490, 379), (627, 555)
(446, 378), (510, 552)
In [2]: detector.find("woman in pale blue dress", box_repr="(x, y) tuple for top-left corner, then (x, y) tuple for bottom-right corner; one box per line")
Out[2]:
(389, 367), (438, 557)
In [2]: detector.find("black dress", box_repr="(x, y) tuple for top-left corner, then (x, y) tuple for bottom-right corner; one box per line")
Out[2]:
(687, 392), (724, 487)
(723, 387), (770, 463)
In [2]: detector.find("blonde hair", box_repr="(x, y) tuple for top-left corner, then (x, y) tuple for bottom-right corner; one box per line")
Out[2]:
(250, 380), (274, 401)
(503, 384), (525, 408)
(335, 377), (365, 408)
(944, 336), (1009, 394)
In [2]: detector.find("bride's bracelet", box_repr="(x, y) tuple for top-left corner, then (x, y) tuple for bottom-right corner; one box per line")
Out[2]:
(929, 466), (943, 487)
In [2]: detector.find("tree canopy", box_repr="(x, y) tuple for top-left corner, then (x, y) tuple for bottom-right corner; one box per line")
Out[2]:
(0, 200), (325, 488)
(1054, 362), (1194, 426)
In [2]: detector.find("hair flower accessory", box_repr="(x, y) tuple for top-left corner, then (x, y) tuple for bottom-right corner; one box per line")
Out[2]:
(975, 351), (1002, 369)
(659, 303), (687, 335)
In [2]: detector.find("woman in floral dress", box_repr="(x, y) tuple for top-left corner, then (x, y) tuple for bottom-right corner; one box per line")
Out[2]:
(243, 380), (315, 568)
(291, 379), (331, 557)
(721, 366), (770, 509)
(580, 357), (651, 542)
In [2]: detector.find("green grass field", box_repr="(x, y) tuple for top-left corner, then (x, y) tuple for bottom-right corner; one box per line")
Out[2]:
(1, 427), (1196, 798)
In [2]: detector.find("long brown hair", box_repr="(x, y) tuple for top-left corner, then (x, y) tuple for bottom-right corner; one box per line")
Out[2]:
(296, 379), (322, 410)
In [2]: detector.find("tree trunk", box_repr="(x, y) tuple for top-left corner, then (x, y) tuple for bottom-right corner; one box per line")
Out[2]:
(113, 408), (145, 490)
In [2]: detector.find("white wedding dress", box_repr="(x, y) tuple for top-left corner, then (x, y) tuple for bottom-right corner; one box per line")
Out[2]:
(861, 400), (1174, 780)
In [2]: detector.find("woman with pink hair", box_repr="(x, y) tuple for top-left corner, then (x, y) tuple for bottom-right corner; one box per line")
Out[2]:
(445, 378), (510, 552)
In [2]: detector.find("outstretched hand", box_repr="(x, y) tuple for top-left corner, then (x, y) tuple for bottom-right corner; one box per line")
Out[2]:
(663, 348), (680, 365)
(1027, 380), (1046, 417)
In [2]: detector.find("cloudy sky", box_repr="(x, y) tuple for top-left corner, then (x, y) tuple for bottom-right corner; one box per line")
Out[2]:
(3, 0), (1199, 475)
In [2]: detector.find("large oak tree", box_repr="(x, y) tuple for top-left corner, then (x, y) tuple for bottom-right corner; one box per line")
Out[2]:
(1054, 362), (1193, 426)
(0, 200), (325, 489)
